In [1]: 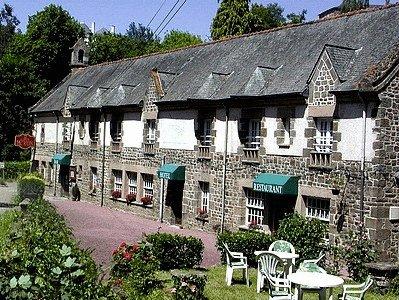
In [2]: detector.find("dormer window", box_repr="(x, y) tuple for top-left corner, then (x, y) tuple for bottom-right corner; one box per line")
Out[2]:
(89, 115), (100, 141)
(146, 120), (156, 144)
(78, 49), (84, 63)
(110, 114), (123, 142)
(200, 119), (212, 146)
(246, 119), (261, 149)
(315, 118), (332, 153)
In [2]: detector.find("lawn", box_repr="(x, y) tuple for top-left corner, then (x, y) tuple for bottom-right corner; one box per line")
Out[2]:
(154, 266), (397, 300)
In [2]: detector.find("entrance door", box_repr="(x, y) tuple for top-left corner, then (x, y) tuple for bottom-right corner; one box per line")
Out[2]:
(59, 165), (70, 197)
(267, 194), (296, 233)
(165, 180), (184, 225)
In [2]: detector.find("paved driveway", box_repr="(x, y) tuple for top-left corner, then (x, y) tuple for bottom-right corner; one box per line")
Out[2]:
(50, 199), (220, 269)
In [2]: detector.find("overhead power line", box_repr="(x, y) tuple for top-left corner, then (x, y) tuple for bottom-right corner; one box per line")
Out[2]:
(146, 0), (168, 28)
(157, 0), (187, 36)
(153, 0), (181, 36)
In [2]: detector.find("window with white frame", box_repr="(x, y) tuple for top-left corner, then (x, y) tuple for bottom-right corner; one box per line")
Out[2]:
(306, 197), (330, 222)
(315, 119), (333, 153)
(142, 174), (153, 198)
(200, 119), (212, 146)
(90, 167), (98, 192)
(77, 165), (83, 181)
(40, 124), (45, 145)
(113, 170), (122, 192)
(146, 120), (156, 144)
(245, 188), (266, 225)
(283, 117), (290, 145)
(110, 116), (122, 141)
(127, 172), (137, 194)
(199, 182), (210, 212)
(246, 119), (261, 149)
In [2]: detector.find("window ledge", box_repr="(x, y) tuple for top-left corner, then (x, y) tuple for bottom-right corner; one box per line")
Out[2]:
(278, 144), (290, 149)
(238, 225), (271, 234)
(88, 192), (97, 196)
(130, 201), (153, 209)
(195, 215), (209, 222)
(308, 165), (333, 171)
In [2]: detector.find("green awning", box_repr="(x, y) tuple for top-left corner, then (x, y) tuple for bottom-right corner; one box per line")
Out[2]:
(52, 153), (71, 165)
(157, 164), (185, 181)
(253, 173), (299, 195)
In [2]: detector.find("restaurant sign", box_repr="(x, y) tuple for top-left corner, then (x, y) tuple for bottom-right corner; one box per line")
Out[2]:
(14, 134), (35, 149)
(253, 183), (283, 194)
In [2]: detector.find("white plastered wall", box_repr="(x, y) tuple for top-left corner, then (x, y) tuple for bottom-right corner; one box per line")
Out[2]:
(158, 110), (197, 150)
(122, 112), (144, 148)
(214, 108), (241, 154)
(337, 102), (375, 162)
(34, 116), (58, 144)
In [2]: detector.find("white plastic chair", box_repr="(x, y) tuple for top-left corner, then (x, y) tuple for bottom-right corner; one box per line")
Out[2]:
(222, 242), (249, 286)
(339, 276), (373, 300)
(257, 252), (293, 299)
(302, 252), (325, 265)
(269, 240), (296, 266)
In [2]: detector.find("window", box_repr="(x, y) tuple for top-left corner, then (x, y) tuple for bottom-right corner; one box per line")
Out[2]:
(78, 49), (84, 63)
(142, 174), (154, 198)
(78, 116), (85, 139)
(77, 165), (83, 181)
(199, 182), (210, 212)
(146, 120), (156, 144)
(200, 119), (212, 146)
(110, 115), (122, 141)
(89, 115), (99, 141)
(90, 167), (98, 193)
(62, 122), (71, 142)
(245, 188), (266, 225)
(40, 124), (45, 145)
(306, 197), (330, 222)
(283, 118), (290, 145)
(113, 170), (122, 192)
(246, 119), (261, 149)
(315, 119), (332, 153)
(127, 172), (137, 194)
(41, 161), (46, 179)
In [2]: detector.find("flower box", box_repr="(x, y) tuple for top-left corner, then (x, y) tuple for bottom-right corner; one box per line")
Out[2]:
(111, 190), (122, 199)
(141, 196), (153, 206)
(125, 193), (137, 204)
(196, 208), (208, 220)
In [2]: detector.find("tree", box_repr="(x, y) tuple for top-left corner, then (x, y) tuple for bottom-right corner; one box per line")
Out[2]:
(0, 3), (20, 56)
(161, 30), (202, 51)
(22, 4), (83, 87)
(211, 0), (255, 40)
(126, 22), (160, 55)
(286, 9), (307, 24)
(89, 33), (136, 64)
(341, 0), (369, 13)
(251, 3), (285, 31)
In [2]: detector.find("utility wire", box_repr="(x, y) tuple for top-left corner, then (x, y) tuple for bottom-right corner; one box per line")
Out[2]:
(157, 0), (187, 36)
(146, 0), (168, 28)
(153, 0), (181, 36)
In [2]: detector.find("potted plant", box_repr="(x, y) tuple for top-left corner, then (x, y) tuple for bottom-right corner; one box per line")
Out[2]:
(141, 196), (152, 206)
(125, 193), (136, 205)
(329, 174), (346, 195)
(248, 219), (262, 230)
(111, 190), (122, 200)
(196, 208), (208, 220)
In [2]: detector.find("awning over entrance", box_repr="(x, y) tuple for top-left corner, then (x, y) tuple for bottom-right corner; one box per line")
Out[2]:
(157, 164), (185, 181)
(52, 153), (71, 165)
(253, 173), (299, 195)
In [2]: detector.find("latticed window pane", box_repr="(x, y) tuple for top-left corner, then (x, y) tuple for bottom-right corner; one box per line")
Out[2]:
(200, 119), (212, 146)
(315, 119), (332, 153)
(113, 170), (122, 192)
(142, 174), (153, 198)
(147, 120), (156, 143)
(91, 167), (98, 190)
(306, 197), (330, 222)
(245, 188), (266, 225)
(247, 119), (261, 149)
(127, 172), (137, 194)
(199, 182), (210, 212)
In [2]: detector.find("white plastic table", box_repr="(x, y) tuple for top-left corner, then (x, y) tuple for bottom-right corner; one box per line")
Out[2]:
(288, 271), (344, 300)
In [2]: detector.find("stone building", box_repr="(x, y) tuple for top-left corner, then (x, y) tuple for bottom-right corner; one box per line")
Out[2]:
(30, 6), (399, 259)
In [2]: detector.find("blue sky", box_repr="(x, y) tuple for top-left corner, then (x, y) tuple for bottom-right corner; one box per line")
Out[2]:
(5, 0), (392, 40)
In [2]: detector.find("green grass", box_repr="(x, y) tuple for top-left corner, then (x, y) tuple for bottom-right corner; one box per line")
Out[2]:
(0, 209), (21, 251)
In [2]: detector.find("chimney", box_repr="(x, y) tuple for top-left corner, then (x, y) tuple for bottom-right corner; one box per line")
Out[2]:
(91, 22), (96, 34)
(110, 25), (116, 34)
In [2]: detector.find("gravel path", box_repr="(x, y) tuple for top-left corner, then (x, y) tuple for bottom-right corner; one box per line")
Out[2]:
(0, 182), (17, 205)
(50, 198), (220, 269)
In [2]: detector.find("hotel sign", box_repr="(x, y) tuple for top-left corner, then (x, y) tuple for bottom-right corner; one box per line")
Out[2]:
(158, 172), (171, 180)
(253, 182), (283, 194)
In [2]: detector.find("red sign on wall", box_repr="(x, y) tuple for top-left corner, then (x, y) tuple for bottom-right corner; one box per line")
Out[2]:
(14, 134), (35, 149)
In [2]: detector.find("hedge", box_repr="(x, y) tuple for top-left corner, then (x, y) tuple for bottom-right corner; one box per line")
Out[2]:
(145, 233), (204, 270)
(17, 174), (45, 201)
(3, 161), (30, 180)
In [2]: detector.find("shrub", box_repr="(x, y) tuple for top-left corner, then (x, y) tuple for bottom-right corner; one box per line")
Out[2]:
(145, 233), (204, 270)
(111, 241), (160, 295)
(0, 210), (21, 252)
(141, 196), (153, 205)
(171, 272), (207, 300)
(17, 174), (45, 200)
(0, 198), (115, 299)
(389, 275), (399, 295)
(111, 190), (121, 199)
(216, 230), (275, 267)
(4, 161), (30, 180)
(341, 231), (375, 281)
(125, 193), (136, 204)
(276, 213), (327, 260)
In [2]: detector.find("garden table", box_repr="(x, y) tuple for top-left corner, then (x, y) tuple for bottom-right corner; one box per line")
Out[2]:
(287, 271), (344, 300)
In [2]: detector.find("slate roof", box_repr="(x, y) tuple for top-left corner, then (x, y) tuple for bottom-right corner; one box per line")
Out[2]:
(30, 5), (399, 114)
